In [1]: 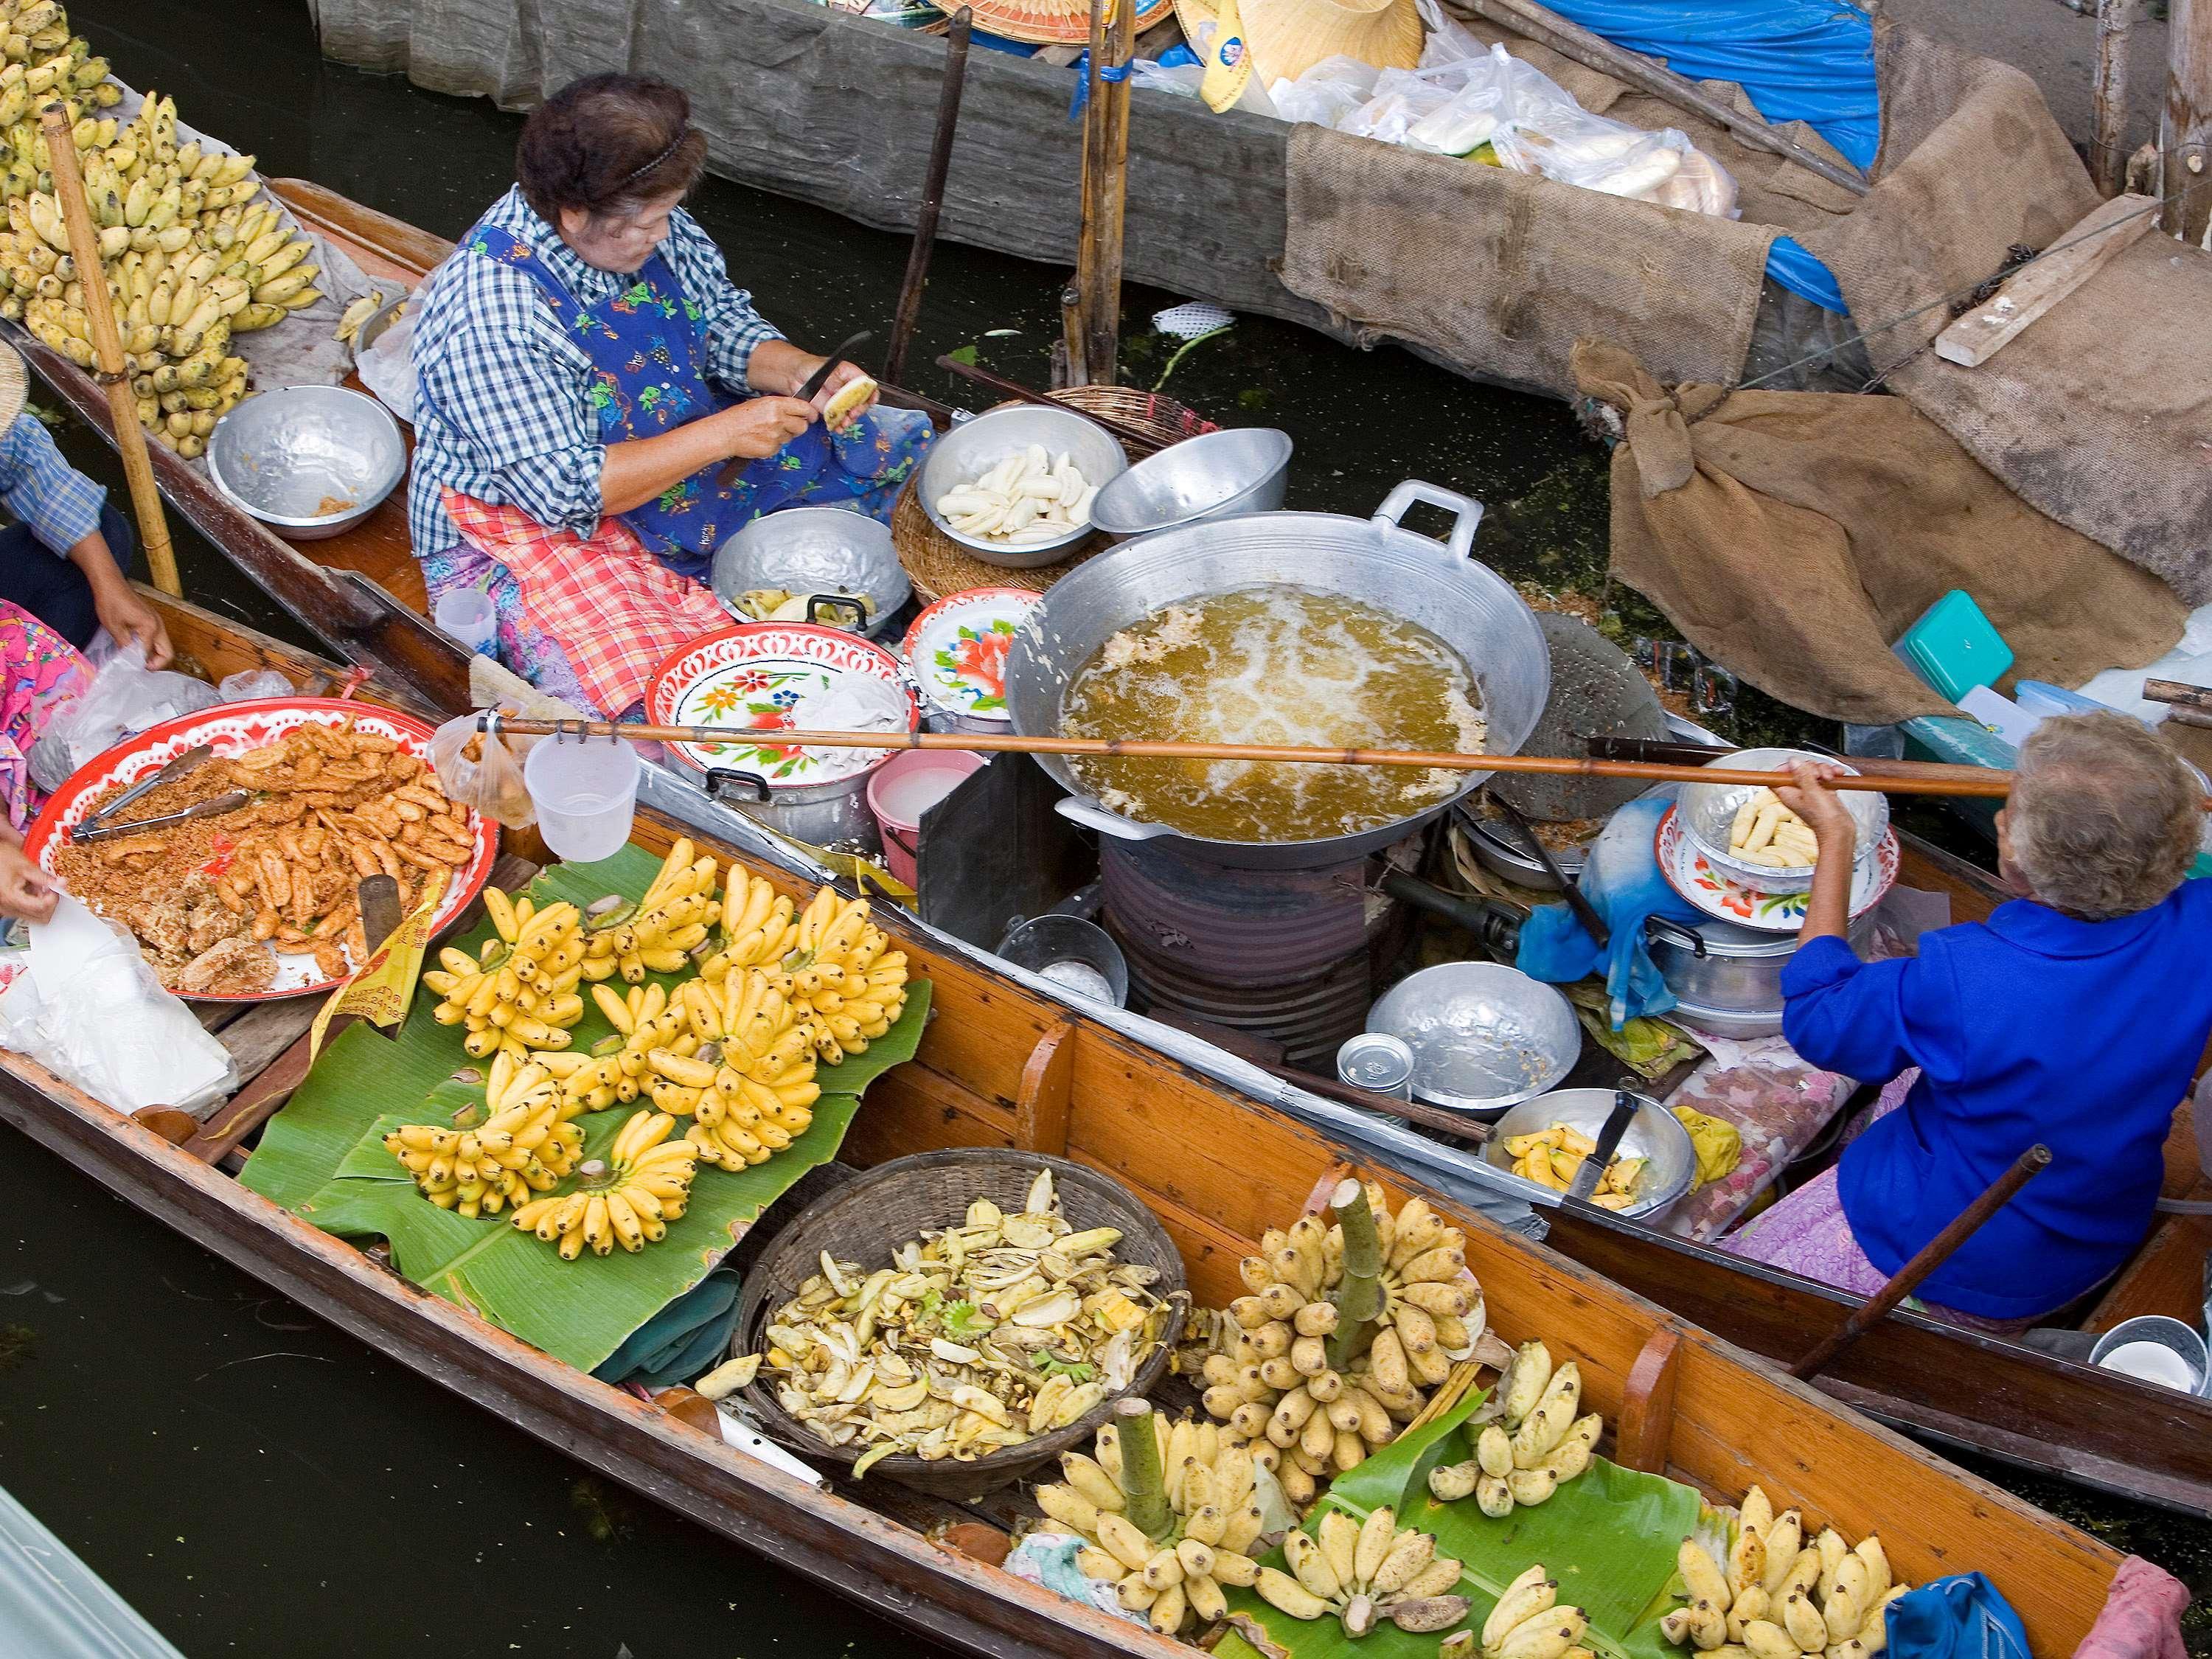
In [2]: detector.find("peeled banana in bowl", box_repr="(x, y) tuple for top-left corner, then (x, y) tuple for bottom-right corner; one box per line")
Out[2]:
(1658, 1488), (1910, 1659)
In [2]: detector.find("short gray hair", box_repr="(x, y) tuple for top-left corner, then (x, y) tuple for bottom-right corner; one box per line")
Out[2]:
(2008, 712), (2202, 919)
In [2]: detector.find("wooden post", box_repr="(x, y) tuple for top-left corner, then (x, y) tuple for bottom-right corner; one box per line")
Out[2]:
(1013, 1020), (1077, 1157)
(2163, 0), (2212, 240)
(1066, 0), (1132, 386)
(1613, 1326), (1681, 1474)
(884, 7), (973, 387)
(38, 103), (181, 597)
(2093, 0), (2137, 196)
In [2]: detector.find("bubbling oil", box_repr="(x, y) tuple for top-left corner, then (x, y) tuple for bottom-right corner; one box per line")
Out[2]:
(1060, 585), (1487, 843)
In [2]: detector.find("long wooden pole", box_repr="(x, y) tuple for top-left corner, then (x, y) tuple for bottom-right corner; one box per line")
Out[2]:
(1790, 1144), (2051, 1379)
(884, 7), (973, 387)
(1067, 0), (1132, 386)
(2093, 0), (2137, 195)
(481, 716), (2212, 807)
(39, 103), (181, 597)
(2165, 0), (2212, 239)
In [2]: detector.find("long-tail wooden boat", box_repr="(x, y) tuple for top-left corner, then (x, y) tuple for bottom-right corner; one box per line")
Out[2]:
(21, 184), (2212, 1527)
(0, 588), (2137, 1659)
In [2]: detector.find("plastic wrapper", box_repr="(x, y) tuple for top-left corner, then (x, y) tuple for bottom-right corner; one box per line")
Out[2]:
(0, 895), (236, 1114)
(27, 641), (221, 795)
(1659, 1046), (1854, 1241)
(428, 706), (538, 830)
(356, 303), (419, 426)
(1269, 55), (1383, 128)
(217, 669), (295, 702)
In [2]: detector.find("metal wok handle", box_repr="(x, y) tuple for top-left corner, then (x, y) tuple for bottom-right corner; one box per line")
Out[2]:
(1054, 798), (1175, 842)
(1372, 479), (1486, 563)
(1645, 916), (1708, 958)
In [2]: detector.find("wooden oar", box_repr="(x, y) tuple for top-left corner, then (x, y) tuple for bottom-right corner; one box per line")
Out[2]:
(1789, 1143), (2052, 1380)
(39, 102), (181, 597)
(883, 6), (973, 386)
(485, 715), (2212, 806)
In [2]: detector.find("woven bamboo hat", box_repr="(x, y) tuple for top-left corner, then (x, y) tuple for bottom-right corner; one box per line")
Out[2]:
(936, 0), (1175, 46)
(0, 344), (28, 433)
(1175, 0), (1422, 88)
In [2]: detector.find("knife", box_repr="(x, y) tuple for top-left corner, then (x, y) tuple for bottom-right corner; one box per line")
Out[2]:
(718, 330), (877, 487)
(1567, 1086), (1641, 1203)
(358, 873), (403, 957)
(1490, 793), (1608, 947)
(71, 790), (249, 844)
(71, 743), (216, 841)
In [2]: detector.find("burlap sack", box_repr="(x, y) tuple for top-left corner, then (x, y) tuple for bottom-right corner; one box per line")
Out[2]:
(1572, 338), (2188, 726)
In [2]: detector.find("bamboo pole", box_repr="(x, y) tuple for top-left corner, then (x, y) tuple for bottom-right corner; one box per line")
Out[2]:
(1066, 0), (1132, 385)
(38, 103), (181, 597)
(2164, 0), (2212, 239)
(481, 716), (2212, 807)
(2093, 0), (2137, 196)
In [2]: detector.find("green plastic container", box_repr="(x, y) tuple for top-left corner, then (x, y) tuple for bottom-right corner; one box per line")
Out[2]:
(1894, 590), (2014, 703)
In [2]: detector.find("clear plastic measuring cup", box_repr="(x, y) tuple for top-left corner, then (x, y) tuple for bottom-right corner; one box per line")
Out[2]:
(524, 734), (640, 862)
(433, 588), (497, 653)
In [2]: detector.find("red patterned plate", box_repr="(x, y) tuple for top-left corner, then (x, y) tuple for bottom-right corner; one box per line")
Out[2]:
(646, 623), (918, 785)
(24, 698), (498, 1002)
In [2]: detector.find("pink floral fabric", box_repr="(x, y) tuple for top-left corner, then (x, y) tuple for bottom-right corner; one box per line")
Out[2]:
(0, 599), (91, 827)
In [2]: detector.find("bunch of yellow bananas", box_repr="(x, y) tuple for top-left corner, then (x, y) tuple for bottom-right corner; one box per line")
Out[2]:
(1253, 1506), (1470, 1639)
(667, 970), (821, 1170)
(509, 1107), (700, 1259)
(380, 1055), (585, 1219)
(581, 838), (717, 983)
(779, 888), (910, 1064)
(425, 886), (587, 1062)
(696, 869), (799, 984)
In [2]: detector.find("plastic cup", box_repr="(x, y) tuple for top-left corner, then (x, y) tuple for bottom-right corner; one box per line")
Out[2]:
(524, 737), (641, 863)
(434, 588), (498, 654)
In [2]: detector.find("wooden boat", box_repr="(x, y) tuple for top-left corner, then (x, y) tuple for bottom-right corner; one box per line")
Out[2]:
(0, 589), (2136, 1659)
(19, 184), (2212, 1527)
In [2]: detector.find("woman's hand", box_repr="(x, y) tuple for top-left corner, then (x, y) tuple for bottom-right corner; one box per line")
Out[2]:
(1774, 760), (1858, 850)
(810, 360), (876, 431)
(0, 837), (57, 925)
(91, 576), (173, 669)
(716, 396), (819, 461)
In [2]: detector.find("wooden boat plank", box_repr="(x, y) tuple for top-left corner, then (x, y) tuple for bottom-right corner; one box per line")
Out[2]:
(213, 1001), (327, 1093)
(2087, 1206), (2212, 1331)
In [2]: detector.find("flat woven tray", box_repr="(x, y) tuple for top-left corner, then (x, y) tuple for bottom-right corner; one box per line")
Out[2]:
(895, 384), (1219, 604)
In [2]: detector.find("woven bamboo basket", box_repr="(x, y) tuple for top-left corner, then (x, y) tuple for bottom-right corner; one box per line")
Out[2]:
(894, 385), (1220, 604)
(734, 1149), (1189, 1498)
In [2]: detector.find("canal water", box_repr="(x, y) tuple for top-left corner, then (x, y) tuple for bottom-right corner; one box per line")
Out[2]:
(1, 0), (2207, 1653)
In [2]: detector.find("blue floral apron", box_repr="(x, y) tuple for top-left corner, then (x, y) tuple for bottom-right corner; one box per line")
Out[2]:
(464, 224), (925, 582)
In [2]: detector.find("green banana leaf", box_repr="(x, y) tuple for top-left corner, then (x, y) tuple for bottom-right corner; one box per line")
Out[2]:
(1217, 1388), (1700, 1659)
(240, 843), (931, 1372)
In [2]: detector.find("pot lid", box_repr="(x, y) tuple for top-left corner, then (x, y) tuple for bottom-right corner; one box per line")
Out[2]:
(901, 586), (1037, 726)
(645, 623), (917, 787)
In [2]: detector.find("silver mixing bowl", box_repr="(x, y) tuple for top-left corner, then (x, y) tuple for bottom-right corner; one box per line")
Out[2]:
(1090, 427), (1293, 540)
(1366, 961), (1579, 1116)
(917, 405), (1127, 568)
(1481, 1088), (1698, 1218)
(711, 504), (909, 634)
(206, 385), (406, 541)
(1677, 745), (1890, 894)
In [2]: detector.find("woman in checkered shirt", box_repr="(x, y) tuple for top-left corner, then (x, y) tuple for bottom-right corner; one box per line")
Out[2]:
(408, 74), (933, 717)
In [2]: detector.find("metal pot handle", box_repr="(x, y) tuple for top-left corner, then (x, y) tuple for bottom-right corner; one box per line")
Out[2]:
(705, 768), (773, 803)
(804, 594), (869, 630)
(1372, 479), (1486, 563)
(1644, 915), (1708, 958)
(1054, 798), (1175, 842)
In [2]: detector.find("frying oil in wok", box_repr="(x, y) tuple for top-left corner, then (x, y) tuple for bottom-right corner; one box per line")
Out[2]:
(1061, 585), (1487, 843)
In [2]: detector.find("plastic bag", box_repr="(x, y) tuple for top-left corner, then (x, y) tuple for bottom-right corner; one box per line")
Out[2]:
(428, 706), (538, 830)
(357, 303), (418, 425)
(217, 669), (294, 702)
(1270, 55), (1383, 128)
(0, 895), (237, 1114)
(28, 641), (222, 794)
(1660, 1049), (1854, 1240)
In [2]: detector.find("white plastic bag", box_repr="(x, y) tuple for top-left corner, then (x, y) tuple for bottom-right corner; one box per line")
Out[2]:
(428, 706), (538, 830)
(218, 669), (294, 702)
(0, 896), (236, 1114)
(1270, 55), (1382, 128)
(28, 641), (222, 794)
(358, 304), (419, 425)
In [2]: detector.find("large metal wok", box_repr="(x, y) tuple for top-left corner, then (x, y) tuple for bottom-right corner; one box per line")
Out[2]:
(1004, 481), (1551, 870)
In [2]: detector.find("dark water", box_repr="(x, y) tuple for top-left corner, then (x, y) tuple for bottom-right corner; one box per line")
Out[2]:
(0, 0), (2199, 1652)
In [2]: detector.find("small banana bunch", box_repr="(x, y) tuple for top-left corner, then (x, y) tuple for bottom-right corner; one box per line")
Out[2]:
(1037, 1404), (1270, 1635)
(777, 886), (909, 1064)
(696, 869), (799, 983)
(427, 887), (588, 1061)
(1194, 1182), (1481, 1505)
(380, 1054), (584, 1218)
(1663, 1489), (1907, 1659)
(333, 288), (382, 344)
(665, 972), (822, 1169)
(1427, 1340), (1601, 1516)
(580, 838), (718, 983)
(1256, 1506), (1471, 1639)
(1441, 1563), (1590, 1659)
(509, 1107), (700, 1259)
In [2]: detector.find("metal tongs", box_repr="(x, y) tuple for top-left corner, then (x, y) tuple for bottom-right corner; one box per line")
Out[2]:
(68, 744), (218, 843)
(72, 790), (249, 844)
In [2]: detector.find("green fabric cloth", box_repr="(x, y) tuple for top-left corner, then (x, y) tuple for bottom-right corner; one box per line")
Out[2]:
(591, 1265), (742, 1391)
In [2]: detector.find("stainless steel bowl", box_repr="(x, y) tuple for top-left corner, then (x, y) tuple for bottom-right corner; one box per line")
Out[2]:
(711, 505), (910, 634)
(1677, 746), (1890, 894)
(349, 291), (411, 366)
(1090, 428), (1293, 540)
(1456, 805), (1588, 892)
(917, 405), (1128, 568)
(1481, 1088), (1698, 1218)
(1366, 961), (1579, 1116)
(206, 385), (406, 541)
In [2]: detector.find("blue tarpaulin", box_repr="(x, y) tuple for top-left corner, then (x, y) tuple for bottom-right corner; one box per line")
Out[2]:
(1540, 0), (1876, 312)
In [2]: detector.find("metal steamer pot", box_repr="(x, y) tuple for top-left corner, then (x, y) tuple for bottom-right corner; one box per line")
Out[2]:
(1646, 911), (1878, 1037)
(1003, 482), (1553, 871)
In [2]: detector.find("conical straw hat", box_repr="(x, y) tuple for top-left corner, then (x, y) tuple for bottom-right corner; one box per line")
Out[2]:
(937, 0), (1176, 47)
(1178, 0), (1421, 89)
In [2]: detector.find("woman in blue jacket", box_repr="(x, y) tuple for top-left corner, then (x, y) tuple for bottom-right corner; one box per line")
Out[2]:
(1725, 712), (2212, 1326)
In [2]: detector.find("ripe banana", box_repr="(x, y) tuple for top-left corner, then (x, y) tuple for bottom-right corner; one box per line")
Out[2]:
(1253, 1505), (1469, 1640)
(427, 887), (588, 1062)
(380, 1059), (584, 1219)
(1661, 1502), (1909, 1659)
(509, 1107), (701, 1258)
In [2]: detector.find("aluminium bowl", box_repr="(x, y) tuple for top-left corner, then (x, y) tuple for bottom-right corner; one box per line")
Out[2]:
(206, 384), (406, 541)
(1366, 961), (1579, 1117)
(1677, 746), (1891, 894)
(917, 404), (1128, 568)
(1089, 427), (1293, 540)
(1480, 1088), (1698, 1218)
(711, 504), (909, 634)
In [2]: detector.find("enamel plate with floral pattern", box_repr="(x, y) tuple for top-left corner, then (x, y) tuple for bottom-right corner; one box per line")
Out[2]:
(24, 698), (497, 1001)
(646, 623), (919, 785)
(900, 586), (1037, 725)
(1656, 803), (1898, 933)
